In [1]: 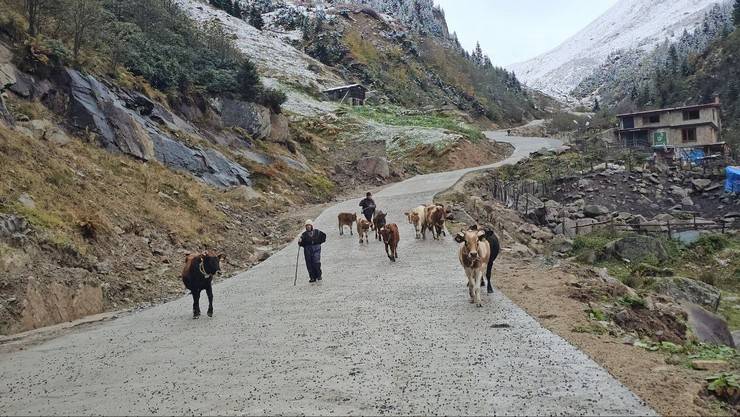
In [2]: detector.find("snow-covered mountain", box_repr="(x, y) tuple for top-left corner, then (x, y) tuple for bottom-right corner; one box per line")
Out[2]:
(507, 0), (728, 100)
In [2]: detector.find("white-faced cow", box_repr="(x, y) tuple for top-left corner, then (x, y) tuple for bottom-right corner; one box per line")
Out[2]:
(455, 229), (491, 307)
(357, 217), (371, 244)
(404, 205), (427, 239)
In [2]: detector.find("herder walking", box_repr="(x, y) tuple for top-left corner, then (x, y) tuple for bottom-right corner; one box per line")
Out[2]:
(298, 220), (327, 283)
(359, 192), (376, 222)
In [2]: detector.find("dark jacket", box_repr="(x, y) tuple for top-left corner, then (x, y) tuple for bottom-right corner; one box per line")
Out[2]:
(299, 229), (327, 247)
(359, 197), (376, 213)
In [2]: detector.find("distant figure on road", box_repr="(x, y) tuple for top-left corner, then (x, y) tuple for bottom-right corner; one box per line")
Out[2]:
(507, 129), (512, 136)
(359, 192), (376, 222)
(298, 220), (327, 283)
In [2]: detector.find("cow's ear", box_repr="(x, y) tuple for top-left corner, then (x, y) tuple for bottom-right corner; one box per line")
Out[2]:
(454, 233), (465, 243)
(477, 230), (486, 240)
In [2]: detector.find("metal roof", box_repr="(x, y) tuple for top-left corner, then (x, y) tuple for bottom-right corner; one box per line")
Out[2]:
(322, 84), (367, 92)
(617, 102), (720, 118)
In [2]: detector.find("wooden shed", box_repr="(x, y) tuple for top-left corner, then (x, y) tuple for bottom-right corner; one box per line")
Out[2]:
(323, 84), (367, 106)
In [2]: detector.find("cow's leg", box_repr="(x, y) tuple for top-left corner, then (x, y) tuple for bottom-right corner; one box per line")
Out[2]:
(339, 222), (343, 236)
(486, 252), (495, 294)
(466, 270), (475, 303)
(206, 283), (214, 317)
(474, 271), (483, 307)
(192, 289), (201, 319)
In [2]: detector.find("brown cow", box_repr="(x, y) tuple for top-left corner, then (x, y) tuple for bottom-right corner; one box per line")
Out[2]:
(357, 217), (371, 244)
(379, 224), (400, 262)
(405, 206), (426, 239)
(373, 210), (387, 241)
(182, 251), (225, 318)
(455, 230), (491, 307)
(338, 213), (357, 236)
(425, 204), (448, 240)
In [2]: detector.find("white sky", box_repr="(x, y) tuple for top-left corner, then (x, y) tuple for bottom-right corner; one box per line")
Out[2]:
(435, 0), (619, 66)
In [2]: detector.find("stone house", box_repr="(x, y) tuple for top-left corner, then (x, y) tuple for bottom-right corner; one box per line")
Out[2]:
(323, 84), (367, 106)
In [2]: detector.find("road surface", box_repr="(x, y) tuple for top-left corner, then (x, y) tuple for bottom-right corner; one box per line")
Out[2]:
(0, 132), (654, 416)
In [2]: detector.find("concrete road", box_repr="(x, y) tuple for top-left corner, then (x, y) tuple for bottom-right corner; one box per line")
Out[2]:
(0, 133), (654, 416)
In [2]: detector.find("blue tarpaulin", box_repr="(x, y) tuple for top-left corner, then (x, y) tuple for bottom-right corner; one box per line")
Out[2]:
(688, 149), (705, 164)
(725, 166), (740, 193)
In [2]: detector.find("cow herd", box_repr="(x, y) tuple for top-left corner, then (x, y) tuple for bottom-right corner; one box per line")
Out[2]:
(181, 202), (499, 319)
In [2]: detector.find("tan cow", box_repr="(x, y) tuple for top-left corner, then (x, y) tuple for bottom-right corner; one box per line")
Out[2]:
(357, 217), (371, 244)
(455, 229), (491, 307)
(425, 204), (448, 240)
(404, 205), (427, 239)
(338, 213), (357, 236)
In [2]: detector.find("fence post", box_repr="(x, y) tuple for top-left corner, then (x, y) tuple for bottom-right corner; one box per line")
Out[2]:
(667, 219), (671, 239)
(693, 213), (697, 230)
(525, 196), (529, 215)
(575, 222), (580, 236)
(722, 221), (726, 234)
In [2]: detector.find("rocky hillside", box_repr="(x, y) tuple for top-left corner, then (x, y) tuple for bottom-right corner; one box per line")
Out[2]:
(508, 0), (729, 101)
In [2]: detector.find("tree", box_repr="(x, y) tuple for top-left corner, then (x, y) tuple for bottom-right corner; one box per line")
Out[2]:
(473, 42), (484, 66)
(25, 0), (56, 36)
(232, 1), (242, 19)
(65, 0), (106, 62)
(593, 98), (600, 112)
(237, 59), (261, 100)
(734, 0), (740, 27)
(248, 7), (264, 30)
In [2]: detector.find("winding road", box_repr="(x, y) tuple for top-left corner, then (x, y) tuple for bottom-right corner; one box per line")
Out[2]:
(0, 132), (655, 416)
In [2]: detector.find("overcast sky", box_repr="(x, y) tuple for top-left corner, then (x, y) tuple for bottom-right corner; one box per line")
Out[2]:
(434, 0), (619, 67)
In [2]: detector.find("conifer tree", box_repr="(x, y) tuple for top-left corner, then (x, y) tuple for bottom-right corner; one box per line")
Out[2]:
(734, 0), (740, 27)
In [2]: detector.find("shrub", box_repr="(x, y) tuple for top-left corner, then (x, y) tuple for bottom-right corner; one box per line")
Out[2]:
(236, 59), (260, 100)
(0, 8), (27, 42)
(259, 87), (287, 114)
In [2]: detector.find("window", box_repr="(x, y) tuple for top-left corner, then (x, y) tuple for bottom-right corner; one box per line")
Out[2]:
(683, 110), (700, 120)
(682, 128), (697, 143)
(622, 116), (634, 129)
(643, 114), (660, 124)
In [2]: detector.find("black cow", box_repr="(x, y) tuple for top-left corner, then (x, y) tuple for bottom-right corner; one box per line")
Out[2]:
(181, 251), (224, 319)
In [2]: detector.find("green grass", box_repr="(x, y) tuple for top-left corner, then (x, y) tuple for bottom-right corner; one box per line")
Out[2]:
(351, 105), (485, 141)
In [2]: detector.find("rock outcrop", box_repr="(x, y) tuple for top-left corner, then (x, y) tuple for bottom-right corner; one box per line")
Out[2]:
(62, 69), (251, 188)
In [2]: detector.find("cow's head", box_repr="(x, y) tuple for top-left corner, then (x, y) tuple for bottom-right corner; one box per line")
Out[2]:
(455, 230), (486, 262)
(200, 251), (225, 276)
(375, 211), (387, 223)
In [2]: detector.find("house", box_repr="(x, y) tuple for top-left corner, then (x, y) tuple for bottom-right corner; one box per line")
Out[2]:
(322, 84), (367, 106)
(617, 97), (723, 152)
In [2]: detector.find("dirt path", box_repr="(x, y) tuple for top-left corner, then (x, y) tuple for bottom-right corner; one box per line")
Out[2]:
(0, 133), (654, 416)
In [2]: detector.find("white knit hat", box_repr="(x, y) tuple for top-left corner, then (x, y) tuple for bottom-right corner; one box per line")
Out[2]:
(305, 219), (314, 226)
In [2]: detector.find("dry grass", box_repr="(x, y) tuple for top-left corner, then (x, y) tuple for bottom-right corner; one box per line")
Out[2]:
(0, 124), (246, 250)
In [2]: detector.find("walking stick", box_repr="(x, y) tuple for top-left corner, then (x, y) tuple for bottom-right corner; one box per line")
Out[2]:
(294, 246), (301, 286)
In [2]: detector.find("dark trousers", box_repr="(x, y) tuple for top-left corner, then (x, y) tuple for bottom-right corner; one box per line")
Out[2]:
(363, 208), (374, 222)
(304, 245), (322, 280)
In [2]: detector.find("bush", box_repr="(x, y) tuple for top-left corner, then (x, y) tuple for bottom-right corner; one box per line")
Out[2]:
(236, 59), (260, 100)
(259, 87), (287, 114)
(0, 8), (27, 42)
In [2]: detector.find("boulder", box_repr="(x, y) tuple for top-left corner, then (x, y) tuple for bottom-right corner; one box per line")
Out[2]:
(670, 185), (690, 199)
(607, 235), (668, 263)
(653, 277), (721, 312)
(575, 218), (598, 235)
(584, 205), (610, 218)
(356, 156), (390, 178)
(0, 214), (30, 238)
(268, 112), (290, 143)
(684, 303), (735, 347)
(550, 235), (573, 253)
(17, 193), (35, 209)
(220, 98), (271, 140)
(20, 119), (72, 146)
(681, 197), (694, 207)
(151, 133), (250, 188)
(554, 218), (577, 237)
(691, 178), (712, 191)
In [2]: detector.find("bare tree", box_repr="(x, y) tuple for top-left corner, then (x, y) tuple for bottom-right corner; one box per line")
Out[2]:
(64, 0), (106, 62)
(25, 0), (56, 37)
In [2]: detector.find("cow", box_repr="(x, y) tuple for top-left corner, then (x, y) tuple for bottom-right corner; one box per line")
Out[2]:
(181, 251), (225, 318)
(424, 204), (448, 240)
(338, 213), (357, 236)
(379, 224), (400, 262)
(467, 225), (501, 294)
(404, 206), (427, 239)
(455, 229), (491, 307)
(373, 210), (387, 240)
(357, 217), (371, 244)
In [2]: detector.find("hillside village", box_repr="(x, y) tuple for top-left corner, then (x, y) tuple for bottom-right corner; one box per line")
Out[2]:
(0, 0), (739, 415)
